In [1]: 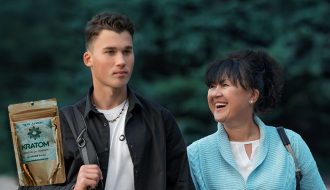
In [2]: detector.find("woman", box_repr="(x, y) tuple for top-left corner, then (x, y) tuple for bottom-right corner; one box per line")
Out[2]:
(187, 49), (326, 189)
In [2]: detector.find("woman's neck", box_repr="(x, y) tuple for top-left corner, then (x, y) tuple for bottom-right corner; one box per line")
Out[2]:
(223, 117), (260, 142)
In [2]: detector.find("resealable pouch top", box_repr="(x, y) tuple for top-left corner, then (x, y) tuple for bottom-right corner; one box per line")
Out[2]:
(8, 98), (66, 186)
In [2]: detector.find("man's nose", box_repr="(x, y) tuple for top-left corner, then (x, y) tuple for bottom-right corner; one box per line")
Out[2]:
(116, 53), (126, 66)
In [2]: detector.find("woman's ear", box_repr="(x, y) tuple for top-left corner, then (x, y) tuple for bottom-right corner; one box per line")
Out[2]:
(250, 89), (260, 103)
(83, 51), (93, 67)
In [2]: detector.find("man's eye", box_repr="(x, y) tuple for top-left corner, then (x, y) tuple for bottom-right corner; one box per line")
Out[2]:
(123, 50), (132, 55)
(105, 50), (115, 55)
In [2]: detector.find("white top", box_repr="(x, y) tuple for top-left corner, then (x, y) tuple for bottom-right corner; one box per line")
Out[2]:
(229, 139), (260, 182)
(97, 100), (134, 190)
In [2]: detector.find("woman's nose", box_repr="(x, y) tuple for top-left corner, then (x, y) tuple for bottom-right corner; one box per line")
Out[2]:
(210, 86), (223, 96)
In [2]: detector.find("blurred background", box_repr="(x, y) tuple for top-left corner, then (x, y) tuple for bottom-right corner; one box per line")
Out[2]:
(0, 0), (329, 188)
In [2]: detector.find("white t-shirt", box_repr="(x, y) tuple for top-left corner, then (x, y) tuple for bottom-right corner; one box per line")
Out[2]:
(229, 139), (260, 182)
(97, 100), (134, 190)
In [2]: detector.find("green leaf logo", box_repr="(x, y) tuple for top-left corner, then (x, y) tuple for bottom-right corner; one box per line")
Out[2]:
(27, 126), (42, 140)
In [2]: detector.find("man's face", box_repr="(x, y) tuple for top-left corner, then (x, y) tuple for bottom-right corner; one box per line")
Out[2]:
(84, 30), (134, 90)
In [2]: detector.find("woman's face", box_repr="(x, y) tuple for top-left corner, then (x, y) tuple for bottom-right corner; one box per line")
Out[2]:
(207, 79), (257, 125)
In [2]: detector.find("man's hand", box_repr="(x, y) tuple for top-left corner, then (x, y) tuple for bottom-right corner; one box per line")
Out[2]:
(74, 164), (103, 190)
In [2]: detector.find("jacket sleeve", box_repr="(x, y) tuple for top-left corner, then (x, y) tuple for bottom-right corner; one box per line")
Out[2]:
(187, 142), (206, 190)
(162, 109), (195, 190)
(287, 129), (327, 190)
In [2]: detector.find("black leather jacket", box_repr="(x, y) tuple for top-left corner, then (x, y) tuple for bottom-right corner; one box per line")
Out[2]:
(20, 86), (194, 190)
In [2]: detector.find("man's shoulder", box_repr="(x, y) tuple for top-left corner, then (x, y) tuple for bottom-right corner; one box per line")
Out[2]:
(59, 96), (87, 118)
(132, 90), (168, 113)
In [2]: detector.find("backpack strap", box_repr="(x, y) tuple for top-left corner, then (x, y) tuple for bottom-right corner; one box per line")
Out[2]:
(62, 106), (99, 165)
(277, 126), (302, 190)
(62, 106), (104, 189)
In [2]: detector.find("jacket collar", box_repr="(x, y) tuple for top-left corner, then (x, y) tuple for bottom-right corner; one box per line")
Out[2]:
(83, 85), (144, 118)
(216, 115), (269, 171)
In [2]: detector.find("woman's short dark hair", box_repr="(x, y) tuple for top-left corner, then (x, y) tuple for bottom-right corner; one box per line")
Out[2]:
(84, 12), (135, 49)
(205, 49), (284, 113)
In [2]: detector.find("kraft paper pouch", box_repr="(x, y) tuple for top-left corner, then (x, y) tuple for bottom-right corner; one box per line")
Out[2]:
(8, 99), (66, 186)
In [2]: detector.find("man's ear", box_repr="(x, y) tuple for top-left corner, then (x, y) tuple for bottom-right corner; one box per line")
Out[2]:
(83, 51), (93, 67)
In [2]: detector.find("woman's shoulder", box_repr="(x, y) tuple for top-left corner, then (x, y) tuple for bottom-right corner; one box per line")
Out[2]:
(281, 127), (312, 156)
(262, 123), (303, 142)
(188, 132), (220, 162)
(255, 116), (302, 141)
(187, 131), (221, 174)
(271, 126), (304, 145)
(264, 125), (309, 157)
(282, 128), (302, 139)
(188, 131), (219, 150)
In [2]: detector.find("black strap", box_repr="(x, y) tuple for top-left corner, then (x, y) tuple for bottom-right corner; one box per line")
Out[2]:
(62, 106), (103, 189)
(277, 127), (302, 190)
(62, 106), (99, 165)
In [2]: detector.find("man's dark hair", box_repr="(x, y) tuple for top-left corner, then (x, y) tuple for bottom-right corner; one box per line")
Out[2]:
(84, 12), (135, 49)
(205, 49), (284, 113)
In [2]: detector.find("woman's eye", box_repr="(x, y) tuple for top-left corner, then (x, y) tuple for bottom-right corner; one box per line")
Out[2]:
(209, 84), (216, 89)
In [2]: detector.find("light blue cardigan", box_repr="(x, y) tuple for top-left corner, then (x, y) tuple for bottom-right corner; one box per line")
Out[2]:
(187, 117), (326, 190)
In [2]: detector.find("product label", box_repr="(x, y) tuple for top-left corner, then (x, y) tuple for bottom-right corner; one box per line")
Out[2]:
(16, 117), (56, 163)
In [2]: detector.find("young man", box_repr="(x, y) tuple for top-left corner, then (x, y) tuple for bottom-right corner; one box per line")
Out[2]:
(20, 12), (193, 190)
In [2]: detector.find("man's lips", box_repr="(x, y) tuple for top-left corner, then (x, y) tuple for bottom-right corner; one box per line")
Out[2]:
(113, 70), (128, 76)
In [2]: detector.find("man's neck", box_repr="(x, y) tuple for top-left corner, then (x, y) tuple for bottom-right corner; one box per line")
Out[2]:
(92, 85), (128, 110)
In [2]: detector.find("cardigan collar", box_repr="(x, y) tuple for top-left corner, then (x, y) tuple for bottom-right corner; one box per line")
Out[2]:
(216, 116), (269, 171)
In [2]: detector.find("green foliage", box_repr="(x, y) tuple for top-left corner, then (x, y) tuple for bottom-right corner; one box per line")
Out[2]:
(0, 0), (329, 177)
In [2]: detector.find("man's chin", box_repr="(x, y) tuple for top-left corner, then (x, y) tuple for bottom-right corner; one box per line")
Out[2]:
(111, 80), (130, 88)
(112, 84), (128, 89)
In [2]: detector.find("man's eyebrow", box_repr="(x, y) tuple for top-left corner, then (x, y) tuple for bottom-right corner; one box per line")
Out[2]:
(124, 46), (133, 50)
(103, 46), (133, 50)
(103, 47), (116, 50)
